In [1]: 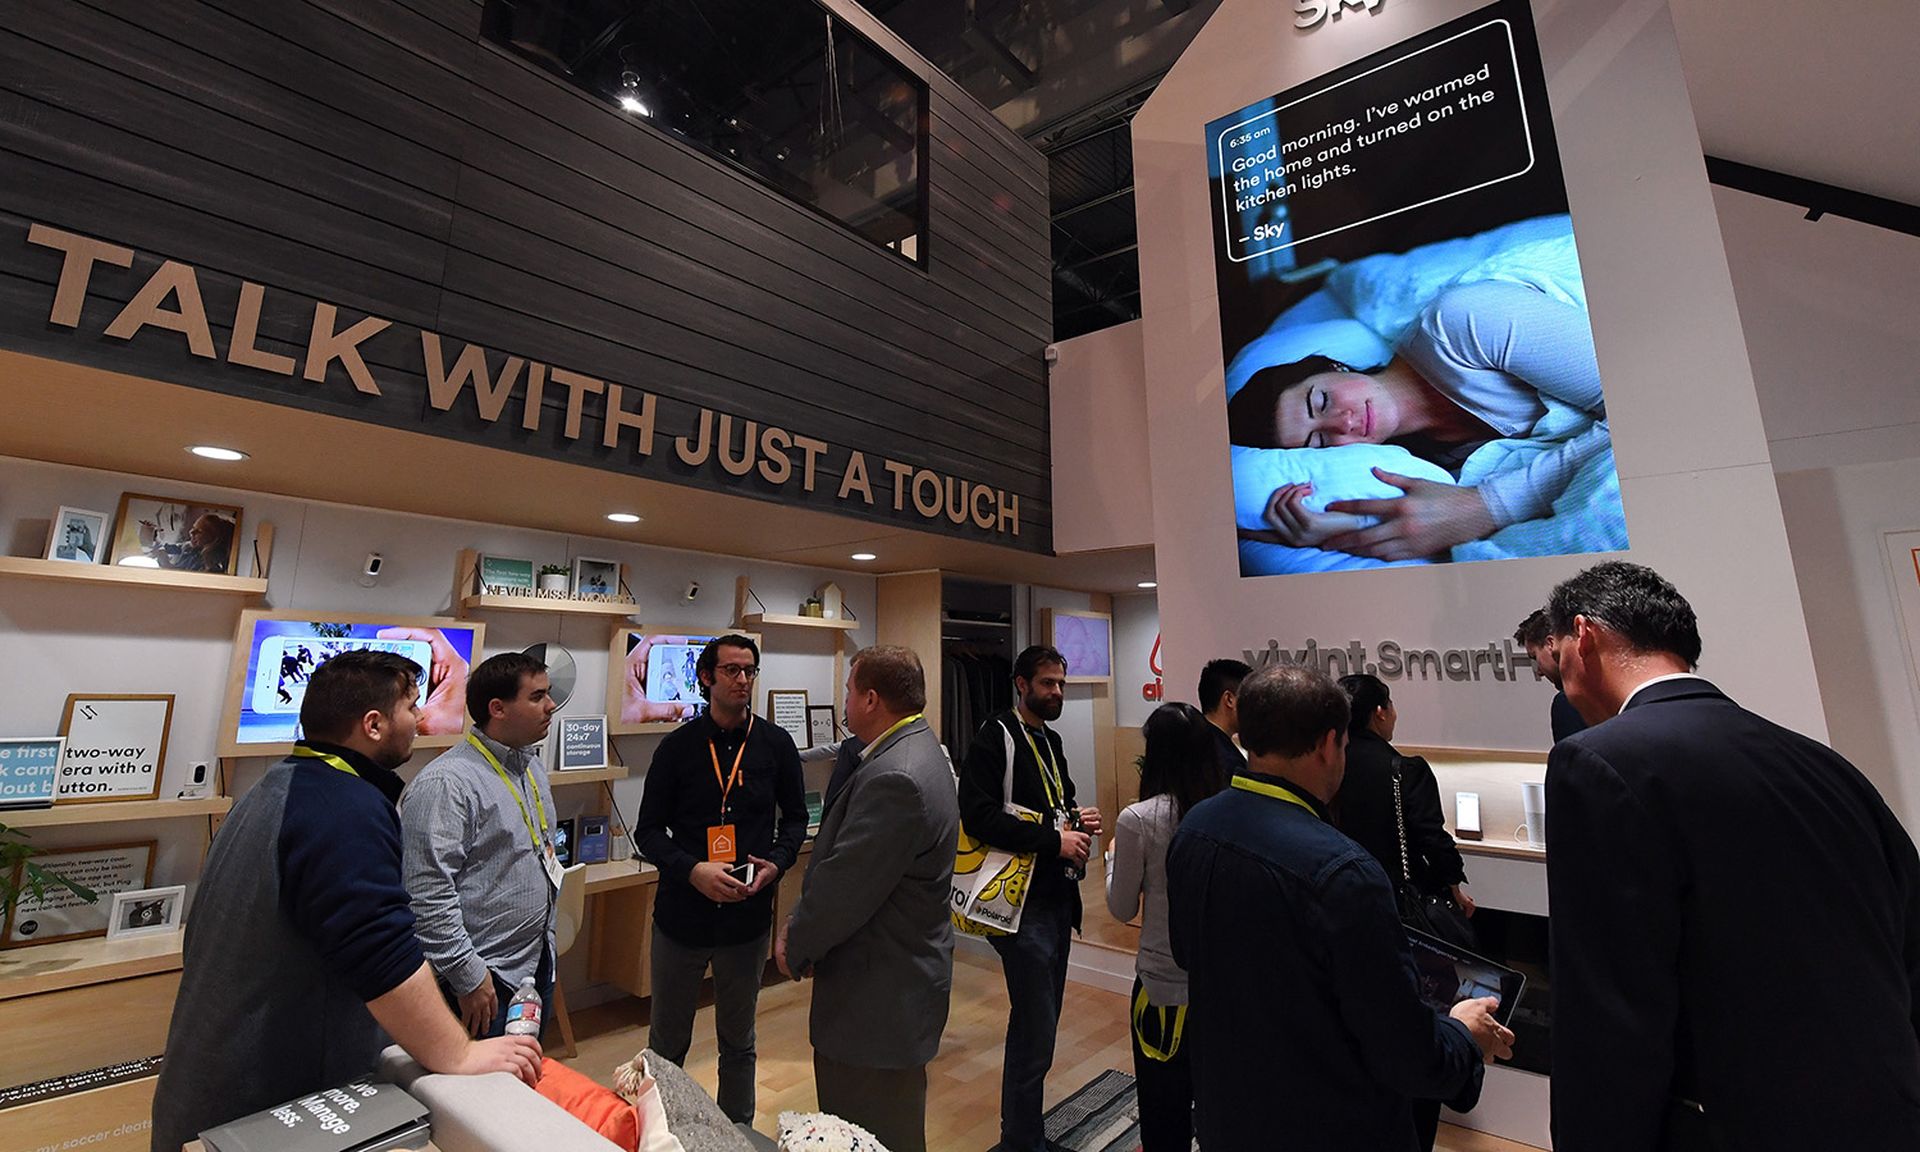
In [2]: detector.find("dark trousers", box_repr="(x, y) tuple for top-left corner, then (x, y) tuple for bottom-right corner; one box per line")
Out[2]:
(813, 1050), (930, 1152)
(988, 889), (1074, 1152)
(1129, 978), (1193, 1152)
(647, 925), (768, 1124)
(440, 944), (553, 1041)
(1413, 1099), (1441, 1152)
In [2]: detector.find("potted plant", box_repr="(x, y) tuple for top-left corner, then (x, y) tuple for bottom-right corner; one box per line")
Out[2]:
(1, 822), (96, 933)
(538, 564), (570, 595)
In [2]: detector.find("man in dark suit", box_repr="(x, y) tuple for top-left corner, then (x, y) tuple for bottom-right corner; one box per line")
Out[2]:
(777, 645), (959, 1152)
(1544, 561), (1920, 1151)
(1198, 657), (1250, 777)
(1514, 608), (1585, 742)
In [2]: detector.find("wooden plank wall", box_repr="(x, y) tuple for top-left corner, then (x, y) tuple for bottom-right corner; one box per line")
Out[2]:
(0, 0), (1055, 549)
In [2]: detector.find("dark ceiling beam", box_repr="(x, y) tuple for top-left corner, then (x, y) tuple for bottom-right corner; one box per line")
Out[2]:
(1052, 184), (1135, 224)
(964, 0), (1037, 89)
(1706, 156), (1920, 238)
(1060, 241), (1138, 273)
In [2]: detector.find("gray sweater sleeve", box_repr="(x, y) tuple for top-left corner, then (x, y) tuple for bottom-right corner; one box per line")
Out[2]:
(1106, 804), (1147, 923)
(1403, 280), (1609, 526)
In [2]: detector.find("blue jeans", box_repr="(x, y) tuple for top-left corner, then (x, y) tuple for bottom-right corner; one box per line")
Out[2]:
(477, 944), (554, 1040)
(988, 889), (1074, 1152)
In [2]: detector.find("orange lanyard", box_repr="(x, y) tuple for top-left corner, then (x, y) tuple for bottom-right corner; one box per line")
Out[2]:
(708, 714), (753, 819)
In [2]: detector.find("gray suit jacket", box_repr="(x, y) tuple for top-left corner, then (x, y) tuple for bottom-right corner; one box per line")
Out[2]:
(785, 717), (959, 1069)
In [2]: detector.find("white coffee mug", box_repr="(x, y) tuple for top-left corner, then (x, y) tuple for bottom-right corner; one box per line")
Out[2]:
(1516, 780), (1547, 847)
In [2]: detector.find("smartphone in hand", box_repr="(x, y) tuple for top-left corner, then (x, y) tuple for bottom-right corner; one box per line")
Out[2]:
(727, 861), (757, 887)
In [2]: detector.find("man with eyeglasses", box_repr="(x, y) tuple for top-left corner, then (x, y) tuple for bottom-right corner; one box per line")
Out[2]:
(633, 633), (807, 1124)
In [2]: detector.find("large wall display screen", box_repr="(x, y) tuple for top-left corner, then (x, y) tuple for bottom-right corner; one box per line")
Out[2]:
(221, 611), (485, 756)
(1207, 0), (1626, 578)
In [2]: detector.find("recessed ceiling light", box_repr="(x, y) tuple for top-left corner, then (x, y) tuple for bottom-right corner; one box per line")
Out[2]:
(1137, 581), (1158, 589)
(189, 445), (248, 462)
(850, 552), (878, 562)
(605, 512), (642, 524)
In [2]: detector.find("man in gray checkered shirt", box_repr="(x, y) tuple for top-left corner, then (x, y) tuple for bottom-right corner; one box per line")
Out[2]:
(402, 651), (561, 1037)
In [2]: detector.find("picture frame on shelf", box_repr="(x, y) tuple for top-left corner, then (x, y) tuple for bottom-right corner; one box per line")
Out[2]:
(56, 694), (173, 804)
(1040, 608), (1115, 685)
(108, 492), (244, 576)
(571, 557), (621, 600)
(806, 705), (838, 749)
(106, 884), (186, 940)
(550, 714), (609, 772)
(44, 506), (109, 564)
(0, 736), (64, 811)
(2, 839), (156, 947)
(767, 690), (809, 748)
(477, 554), (536, 595)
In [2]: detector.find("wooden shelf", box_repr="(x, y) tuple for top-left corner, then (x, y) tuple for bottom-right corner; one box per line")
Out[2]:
(0, 930), (184, 1000)
(2, 796), (231, 829)
(0, 556), (267, 596)
(547, 766), (628, 787)
(1459, 839), (1547, 862)
(739, 612), (858, 632)
(457, 592), (637, 618)
(583, 859), (656, 895)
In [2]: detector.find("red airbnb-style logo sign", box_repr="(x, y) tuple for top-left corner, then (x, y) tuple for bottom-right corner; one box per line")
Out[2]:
(1142, 634), (1164, 701)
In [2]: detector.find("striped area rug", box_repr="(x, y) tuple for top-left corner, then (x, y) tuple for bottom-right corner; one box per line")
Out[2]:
(1041, 1068), (1143, 1152)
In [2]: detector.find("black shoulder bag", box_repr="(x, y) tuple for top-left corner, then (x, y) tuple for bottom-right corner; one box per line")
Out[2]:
(1392, 756), (1477, 951)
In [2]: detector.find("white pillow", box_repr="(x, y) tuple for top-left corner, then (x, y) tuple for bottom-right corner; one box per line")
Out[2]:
(1231, 443), (1454, 531)
(777, 1111), (889, 1152)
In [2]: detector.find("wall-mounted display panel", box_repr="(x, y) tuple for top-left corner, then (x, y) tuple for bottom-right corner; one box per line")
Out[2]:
(608, 629), (761, 735)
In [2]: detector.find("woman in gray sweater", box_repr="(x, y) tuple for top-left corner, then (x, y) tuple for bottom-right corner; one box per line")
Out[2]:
(1106, 702), (1230, 1151)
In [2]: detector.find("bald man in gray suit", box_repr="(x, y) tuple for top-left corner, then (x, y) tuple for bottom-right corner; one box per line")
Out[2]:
(776, 645), (960, 1152)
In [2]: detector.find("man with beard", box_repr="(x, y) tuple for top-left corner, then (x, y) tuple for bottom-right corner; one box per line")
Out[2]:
(633, 634), (808, 1124)
(152, 651), (539, 1151)
(960, 644), (1104, 1152)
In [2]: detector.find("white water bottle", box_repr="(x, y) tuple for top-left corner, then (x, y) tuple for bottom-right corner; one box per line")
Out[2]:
(503, 977), (542, 1036)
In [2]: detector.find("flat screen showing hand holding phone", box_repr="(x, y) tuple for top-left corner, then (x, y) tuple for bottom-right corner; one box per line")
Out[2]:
(1406, 927), (1525, 1028)
(611, 630), (759, 733)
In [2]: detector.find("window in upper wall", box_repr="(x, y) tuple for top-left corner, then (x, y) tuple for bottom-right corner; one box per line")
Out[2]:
(483, 0), (928, 265)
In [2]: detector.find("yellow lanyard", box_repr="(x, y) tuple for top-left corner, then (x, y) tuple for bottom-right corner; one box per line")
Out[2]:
(1231, 775), (1321, 820)
(291, 745), (361, 778)
(1132, 984), (1188, 1062)
(708, 714), (753, 820)
(468, 732), (549, 849)
(866, 713), (924, 755)
(1017, 722), (1066, 811)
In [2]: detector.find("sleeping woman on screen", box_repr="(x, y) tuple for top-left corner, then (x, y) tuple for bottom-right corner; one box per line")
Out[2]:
(1229, 280), (1608, 561)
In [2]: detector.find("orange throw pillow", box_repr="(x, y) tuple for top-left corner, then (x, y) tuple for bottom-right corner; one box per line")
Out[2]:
(534, 1057), (641, 1152)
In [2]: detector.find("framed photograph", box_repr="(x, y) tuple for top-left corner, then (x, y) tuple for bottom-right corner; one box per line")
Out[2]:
(806, 705), (839, 748)
(107, 885), (186, 940)
(2, 840), (156, 947)
(0, 736), (65, 810)
(1041, 608), (1114, 684)
(477, 554), (536, 594)
(571, 556), (621, 600)
(44, 505), (109, 564)
(767, 690), (809, 748)
(220, 609), (487, 758)
(109, 492), (244, 575)
(608, 629), (761, 735)
(56, 694), (173, 804)
(550, 714), (609, 771)
(554, 817), (578, 868)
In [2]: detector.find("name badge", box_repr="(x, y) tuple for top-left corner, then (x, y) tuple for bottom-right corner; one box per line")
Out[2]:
(543, 841), (565, 891)
(706, 824), (738, 864)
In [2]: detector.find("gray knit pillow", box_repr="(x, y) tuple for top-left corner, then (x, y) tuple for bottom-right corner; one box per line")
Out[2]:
(640, 1049), (755, 1152)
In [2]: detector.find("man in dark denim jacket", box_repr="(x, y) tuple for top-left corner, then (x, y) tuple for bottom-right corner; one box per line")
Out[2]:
(1168, 664), (1513, 1150)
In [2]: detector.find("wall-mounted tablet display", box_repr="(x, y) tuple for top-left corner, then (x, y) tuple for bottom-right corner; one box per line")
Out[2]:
(221, 610), (485, 756)
(607, 629), (760, 734)
(1207, 0), (1626, 578)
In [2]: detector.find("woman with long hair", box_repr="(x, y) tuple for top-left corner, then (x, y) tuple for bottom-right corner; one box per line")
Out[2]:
(1334, 673), (1472, 1152)
(1106, 702), (1229, 1150)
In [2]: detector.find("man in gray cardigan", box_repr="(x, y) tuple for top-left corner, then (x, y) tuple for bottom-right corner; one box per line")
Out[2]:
(777, 645), (959, 1152)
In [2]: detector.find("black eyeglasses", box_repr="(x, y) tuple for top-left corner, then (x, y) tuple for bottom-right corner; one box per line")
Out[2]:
(715, 663), (760, 681)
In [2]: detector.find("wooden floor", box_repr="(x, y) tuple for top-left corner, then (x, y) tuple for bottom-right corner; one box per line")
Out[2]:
(559, 947), (1538, 1152)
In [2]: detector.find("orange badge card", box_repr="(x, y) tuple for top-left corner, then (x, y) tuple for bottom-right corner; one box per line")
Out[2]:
(706, 824), (738, 864)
